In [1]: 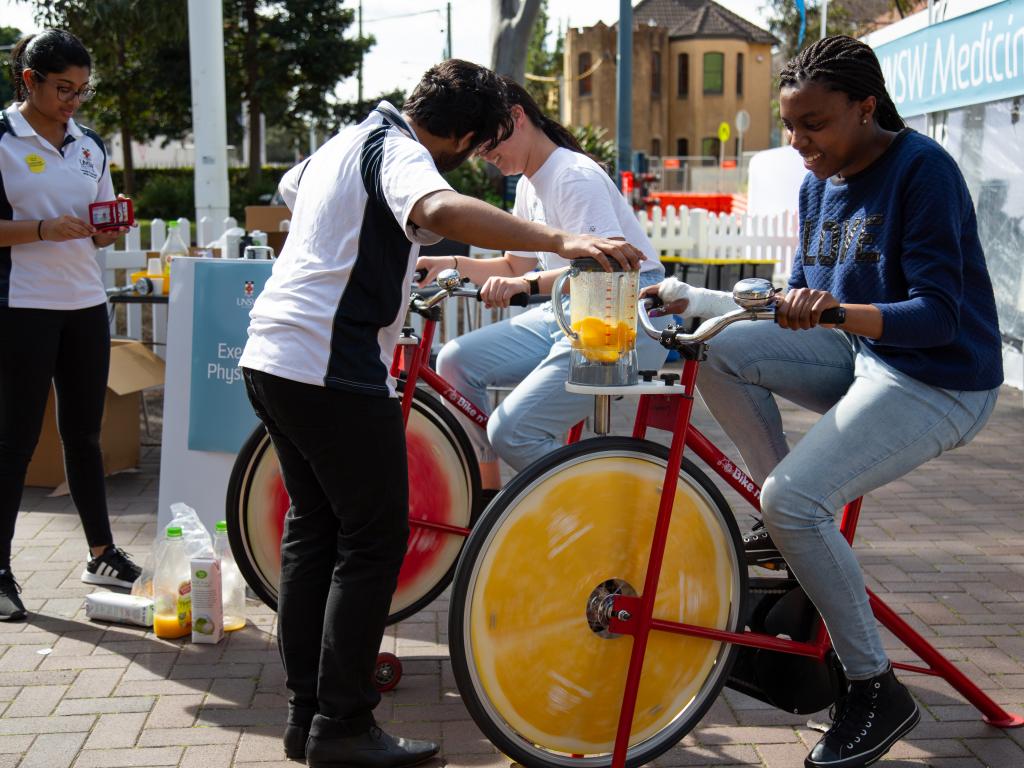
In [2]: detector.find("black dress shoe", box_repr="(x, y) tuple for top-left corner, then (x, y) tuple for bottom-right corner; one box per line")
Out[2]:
(307, 725), (439, 768)
(284, 723), (309, 762)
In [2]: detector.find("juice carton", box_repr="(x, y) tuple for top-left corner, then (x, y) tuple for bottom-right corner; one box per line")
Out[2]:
(190, 556), (224, 644)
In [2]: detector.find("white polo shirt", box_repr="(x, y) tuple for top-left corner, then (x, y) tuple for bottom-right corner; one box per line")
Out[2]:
(0, 103), (112, 309)
(508, 147), (663, 278)
(240, 102), (452, 397)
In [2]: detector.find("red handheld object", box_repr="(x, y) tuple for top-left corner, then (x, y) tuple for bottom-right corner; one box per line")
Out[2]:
(89, 198), (135, 230)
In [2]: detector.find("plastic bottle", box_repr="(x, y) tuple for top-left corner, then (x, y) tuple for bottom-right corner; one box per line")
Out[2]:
(214, 521), (246, 631)
(153, 526), (192, 638)
(159, 221), (189, 287)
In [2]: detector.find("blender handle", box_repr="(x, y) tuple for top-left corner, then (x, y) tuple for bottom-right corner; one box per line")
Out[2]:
(550, 268), (577, 340)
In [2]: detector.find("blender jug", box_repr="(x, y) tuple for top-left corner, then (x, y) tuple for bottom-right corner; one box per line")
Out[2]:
(552, 258), (640, 386)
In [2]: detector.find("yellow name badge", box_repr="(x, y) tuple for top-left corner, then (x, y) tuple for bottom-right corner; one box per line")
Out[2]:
(25, 153), (46, 174)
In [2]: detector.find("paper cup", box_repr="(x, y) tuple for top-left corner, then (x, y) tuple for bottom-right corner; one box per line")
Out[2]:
(147, 257), (162, 274)
(149, 277), (164, 295)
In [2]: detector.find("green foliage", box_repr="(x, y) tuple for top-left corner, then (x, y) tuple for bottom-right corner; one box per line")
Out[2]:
(34, 0), (193, 189)
(223, 0), (371, 181)
(110, 166), (288, 222)
(525, 0), (563, 116)
(763, 1), (858, 62)
(443, 158), (501, 207)
(331, 88), (406, 131)
(1, 25), (23, 106)
(573, 124), (616, 174)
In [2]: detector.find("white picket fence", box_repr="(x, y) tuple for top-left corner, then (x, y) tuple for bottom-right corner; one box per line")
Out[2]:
(638, 205), (799, 287)
(100, 207), (800, 352)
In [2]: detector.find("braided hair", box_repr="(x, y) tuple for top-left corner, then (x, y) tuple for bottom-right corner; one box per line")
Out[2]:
(779, 35), (904, 132)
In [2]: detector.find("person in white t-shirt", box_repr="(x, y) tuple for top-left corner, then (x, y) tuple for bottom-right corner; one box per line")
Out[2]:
(238, 60), (644, 768)
(416, 79), (669, 493)
(0, 30), (141, 624)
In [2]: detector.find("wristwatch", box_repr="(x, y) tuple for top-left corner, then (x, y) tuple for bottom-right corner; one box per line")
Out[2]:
(524, 272), (541, 296)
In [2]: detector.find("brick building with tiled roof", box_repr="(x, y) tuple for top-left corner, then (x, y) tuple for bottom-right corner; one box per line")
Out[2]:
(564, 0), (778, 162)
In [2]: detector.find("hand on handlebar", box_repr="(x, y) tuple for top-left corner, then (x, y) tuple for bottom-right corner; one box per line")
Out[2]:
(478, 275), (530, 309)
(414, 256), (453, 287)
(775, 288), (842, 331)
(639, 284), (689, 317)
(556, 234), (645, 272)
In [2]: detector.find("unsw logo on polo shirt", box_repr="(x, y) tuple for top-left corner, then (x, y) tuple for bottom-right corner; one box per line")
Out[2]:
(79, 147), (98, 179)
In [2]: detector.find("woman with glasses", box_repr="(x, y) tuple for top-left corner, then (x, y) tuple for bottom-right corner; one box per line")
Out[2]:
(0, 29), (140, 621)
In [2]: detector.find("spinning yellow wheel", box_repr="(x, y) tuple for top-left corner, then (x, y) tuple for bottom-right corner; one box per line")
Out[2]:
(450, 438), (746, 768)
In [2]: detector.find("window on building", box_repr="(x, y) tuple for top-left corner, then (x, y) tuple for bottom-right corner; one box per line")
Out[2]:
(737, 53), (744, 96)
(677, 53), (689, 97)
(676, 138), (689, 157)
(651, 138), (661, 157)
(579, 52), (593, 97)
(702, 137), (721, 159)
(703, 52), (724, 95)
(651, 51), (662, 97)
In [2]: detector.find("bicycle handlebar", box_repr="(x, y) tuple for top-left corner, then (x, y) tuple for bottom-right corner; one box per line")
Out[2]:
(638, 292), (845, 348)
(413, 267), (531, 311)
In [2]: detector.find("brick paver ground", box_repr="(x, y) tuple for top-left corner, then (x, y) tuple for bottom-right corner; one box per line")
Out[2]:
(2, 386), (1024, 767)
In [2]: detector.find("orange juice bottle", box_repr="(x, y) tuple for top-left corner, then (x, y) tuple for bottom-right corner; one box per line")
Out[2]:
(153, 526), (192, 639)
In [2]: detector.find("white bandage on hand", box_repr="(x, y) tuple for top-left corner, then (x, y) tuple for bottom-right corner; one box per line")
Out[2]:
(656, 277), (738, 319)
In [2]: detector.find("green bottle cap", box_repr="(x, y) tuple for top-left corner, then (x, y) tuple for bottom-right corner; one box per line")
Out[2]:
(216, 521), (227, 533)
(166, 526), (183, 538)
(168, 221), (178, 228)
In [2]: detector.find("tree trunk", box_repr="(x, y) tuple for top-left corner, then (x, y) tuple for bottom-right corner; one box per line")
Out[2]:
(490, 0), (542, 83)
(245, 0), (261, 187)
(115, 34), (135, 195)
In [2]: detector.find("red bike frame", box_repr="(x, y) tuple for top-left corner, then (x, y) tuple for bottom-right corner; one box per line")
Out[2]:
(605, 355), (1023, 768)
(390, 307), (584, 540)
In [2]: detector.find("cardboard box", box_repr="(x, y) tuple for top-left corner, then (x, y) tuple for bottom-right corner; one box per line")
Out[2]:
(245, 205), (290, 256)
(26, 340), (166, 488)
(245, 205), (291, 233)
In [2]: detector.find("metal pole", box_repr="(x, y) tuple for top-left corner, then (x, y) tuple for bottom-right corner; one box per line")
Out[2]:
(357, 0), (364, 104)
(186, 0), (230, 235)
(820, 0), (828, 39)
(447, 2), (453, 59)
(616, 0), (633, 179)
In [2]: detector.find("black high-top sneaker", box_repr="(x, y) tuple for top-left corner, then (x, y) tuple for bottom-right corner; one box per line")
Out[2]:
(805, 666), (920, 768)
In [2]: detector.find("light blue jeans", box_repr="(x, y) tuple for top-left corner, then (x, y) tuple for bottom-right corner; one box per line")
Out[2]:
(698, 321), (999, 679)
(436, 270), (670, 471)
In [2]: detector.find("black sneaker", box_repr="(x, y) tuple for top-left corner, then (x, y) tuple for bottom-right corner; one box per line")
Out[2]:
(744, 519), (786, 569)
(0, 569), (27, 621)
(805, 667), (920, 768)
(81, 546), (142, 589)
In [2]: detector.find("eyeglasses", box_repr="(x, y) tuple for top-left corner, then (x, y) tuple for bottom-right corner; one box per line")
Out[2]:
(35, 75), (96, 104)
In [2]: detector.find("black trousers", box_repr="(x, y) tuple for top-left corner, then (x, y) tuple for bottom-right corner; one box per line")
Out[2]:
(243, 368), (408, 737)
(0, 303), (114, 569)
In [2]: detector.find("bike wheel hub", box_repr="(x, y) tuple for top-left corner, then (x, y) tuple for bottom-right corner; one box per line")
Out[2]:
(586, 578), (637, 638)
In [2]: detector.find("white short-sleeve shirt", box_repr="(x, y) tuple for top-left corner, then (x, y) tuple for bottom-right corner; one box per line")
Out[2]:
(240, 102), (452, 396)
(506, 147), (663, 278)
(0, 104), (113, 309)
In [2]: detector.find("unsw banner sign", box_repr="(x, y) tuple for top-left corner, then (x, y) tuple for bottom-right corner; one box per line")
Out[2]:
(875, 0), (1024, 117)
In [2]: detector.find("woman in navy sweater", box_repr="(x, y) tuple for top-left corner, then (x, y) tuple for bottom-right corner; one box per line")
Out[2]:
(653, 36), (1002, 768)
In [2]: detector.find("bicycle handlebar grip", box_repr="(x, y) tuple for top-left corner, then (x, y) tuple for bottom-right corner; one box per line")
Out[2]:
(773, 306), (846, 325)
(473, 289), (530, 308)
(819, 307), (846, 324)
(414, 268), (428, 283)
